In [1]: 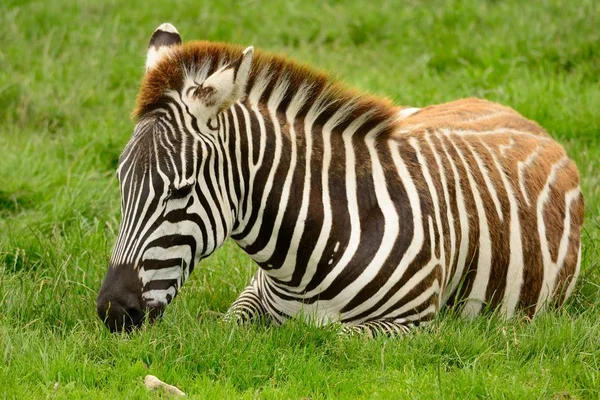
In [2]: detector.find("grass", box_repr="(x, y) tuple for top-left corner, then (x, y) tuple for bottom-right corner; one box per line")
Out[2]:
(1, 0), (599, 398)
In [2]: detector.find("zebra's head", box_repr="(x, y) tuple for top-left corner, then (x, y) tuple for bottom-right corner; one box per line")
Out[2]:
(97, 23), (254, 332)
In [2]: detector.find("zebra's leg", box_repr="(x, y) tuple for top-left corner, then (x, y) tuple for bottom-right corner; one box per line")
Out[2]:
(223, 277), (271, 325)
(341, 319), (419, 338)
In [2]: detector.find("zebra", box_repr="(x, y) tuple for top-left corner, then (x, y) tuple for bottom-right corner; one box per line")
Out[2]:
(97, 23), (585, 335)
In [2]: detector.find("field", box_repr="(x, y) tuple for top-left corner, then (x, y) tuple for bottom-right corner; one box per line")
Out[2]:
(1, 0), (599, 398)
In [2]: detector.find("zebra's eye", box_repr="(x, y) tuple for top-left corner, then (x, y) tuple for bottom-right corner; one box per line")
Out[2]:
(166, 182), (194, 201)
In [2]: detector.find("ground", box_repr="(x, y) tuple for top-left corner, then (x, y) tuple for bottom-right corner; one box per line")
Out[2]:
(0, 0), (599, 398)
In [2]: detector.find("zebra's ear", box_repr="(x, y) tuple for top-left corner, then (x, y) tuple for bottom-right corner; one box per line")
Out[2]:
(145, 23), (182, 72)
(193, 46), (254, 117)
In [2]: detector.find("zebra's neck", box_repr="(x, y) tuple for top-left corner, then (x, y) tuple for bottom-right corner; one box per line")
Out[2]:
(224, 89), (399, 291)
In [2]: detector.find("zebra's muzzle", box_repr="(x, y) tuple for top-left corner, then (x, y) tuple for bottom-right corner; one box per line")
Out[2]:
(97, 298), (145, 333)
(96, 299), (165, 333)
(97, 263), (156, 332)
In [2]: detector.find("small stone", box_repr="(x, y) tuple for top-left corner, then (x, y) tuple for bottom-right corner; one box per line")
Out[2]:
(144, 374), (185, 397)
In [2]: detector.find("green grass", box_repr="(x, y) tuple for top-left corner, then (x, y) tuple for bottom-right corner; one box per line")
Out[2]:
(1, 0), (599, 398)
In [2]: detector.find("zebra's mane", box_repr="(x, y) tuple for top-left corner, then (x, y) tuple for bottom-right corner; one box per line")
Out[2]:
(135, 41), (400, 137)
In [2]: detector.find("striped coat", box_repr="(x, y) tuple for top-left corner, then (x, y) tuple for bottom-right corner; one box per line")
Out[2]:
(97, 24), (584, 334)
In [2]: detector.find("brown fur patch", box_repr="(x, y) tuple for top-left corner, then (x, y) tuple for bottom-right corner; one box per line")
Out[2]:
(396, 98), (548, 137)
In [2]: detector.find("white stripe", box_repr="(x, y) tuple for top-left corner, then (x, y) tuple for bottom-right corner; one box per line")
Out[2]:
(140, 266), (182, 286)
(230, 103), (246, 223)
(411, 136), (446, 294)
(479, 142), (524, 318)
(142, 245), (192, 262)
(449, 136), (492, 318)
(467, 140), (504, 222)
(231, 104), (255, 233)
(397, 107), (421, 120)
(535, 157), (569, 312)
(499, 137), (515, 156)
(442, 128), (553, 141)
(221, 112), (238, 223)
(438, 132), (470, 304)
(564, 242), (582, 300)
(237, 69), (271, 232)
(426, 133), (456, 295)
(142, 287), (177, 306)
(556, 188), (581, 270)
(517, 145), (541, 207)
(206, 128), (227, 246)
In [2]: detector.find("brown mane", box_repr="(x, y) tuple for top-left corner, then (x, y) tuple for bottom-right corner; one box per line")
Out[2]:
(134, 41), (400, 136)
